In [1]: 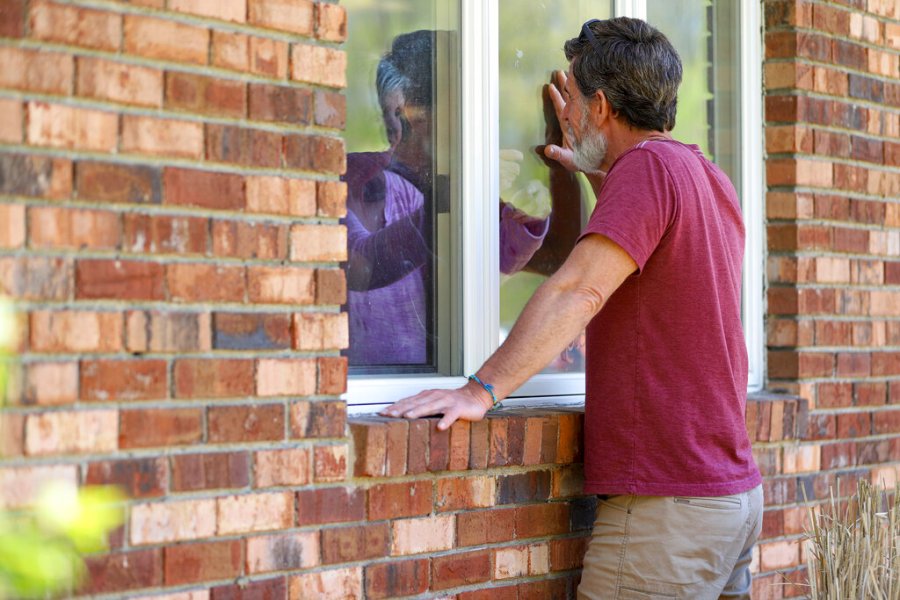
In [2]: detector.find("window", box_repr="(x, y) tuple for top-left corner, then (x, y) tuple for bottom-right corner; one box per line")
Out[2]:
(343, 0), (763, 409)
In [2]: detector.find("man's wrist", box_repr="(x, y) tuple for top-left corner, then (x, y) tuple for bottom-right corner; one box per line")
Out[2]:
(464, 379), (496, 412)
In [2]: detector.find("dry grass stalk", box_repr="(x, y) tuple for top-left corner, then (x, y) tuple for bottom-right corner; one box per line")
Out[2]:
(806, 479), (900, 599)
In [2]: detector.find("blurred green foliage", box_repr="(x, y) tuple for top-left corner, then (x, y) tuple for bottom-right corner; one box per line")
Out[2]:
(0, 296), (125, 599)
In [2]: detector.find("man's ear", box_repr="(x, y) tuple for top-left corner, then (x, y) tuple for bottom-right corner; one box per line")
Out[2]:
(591, 89), (614, 127)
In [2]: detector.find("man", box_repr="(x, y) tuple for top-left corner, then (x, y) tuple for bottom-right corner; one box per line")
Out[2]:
(382, 17), (762, 599)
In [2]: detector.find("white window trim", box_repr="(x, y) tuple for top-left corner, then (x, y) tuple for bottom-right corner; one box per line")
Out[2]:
(347, 0), (764, 412)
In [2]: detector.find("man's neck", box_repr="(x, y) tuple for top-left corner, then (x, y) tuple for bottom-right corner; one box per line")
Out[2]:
(600, 126), (671, 172)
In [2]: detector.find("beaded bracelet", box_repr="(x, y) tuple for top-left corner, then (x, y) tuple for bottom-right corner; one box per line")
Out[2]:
(467, 374), (501, 409)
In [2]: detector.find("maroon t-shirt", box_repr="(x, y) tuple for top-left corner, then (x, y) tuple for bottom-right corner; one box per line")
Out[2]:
(580, 139), (761, 497)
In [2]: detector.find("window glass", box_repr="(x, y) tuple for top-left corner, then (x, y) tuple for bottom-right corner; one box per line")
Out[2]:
(343, 0), (461, 375)
(497, 1), (613, 374)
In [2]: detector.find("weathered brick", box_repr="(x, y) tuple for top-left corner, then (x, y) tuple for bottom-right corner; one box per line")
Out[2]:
(170, 452), (249, 492)
(316, 1), (346, 42)
(0, 465), (78, 509)
(436, 475), (495, 511)
(27, 102), (117, 152)
(317, 180), (347, 218)
(130, 498), (217, 545)
(120, 408), (203, 449)
(206, 125), (281, 168)
(314, 444), (347, 481)
(292, 312), (348, 350)
(86, 457), (167, 499)
(83, 549), (162, 595)
(256, 358), (316, 397)
(497, 470), (552, 504)
(296, 486), (364, 526)
(167, 263), (246, 303)
(123, 213), (208, 255)
(246, 176), (317, 217)
(30, 310), (122, 352)
(77, 57), (162, 107)
(0, 257), (71, 301)
(350, 420), (386, 477)
(77, 162), (161, 205)
(170, 0), (246, 22)
(247, 532), (318, 574)
(291, 44), (345, 88)
(365, 560), (428, 600)
(290, 399), (346, 438)
(320, 522), (389, 565)
(317, 357), (348, 395)
(29, 207), (119, 250)
(760, 540), (801, 571)
(121, 115), (204, 159)
(136, 361), (219, 420)
(208, 404), (284, 443)
(248, 0), (313, 35)
(30, 0), (121, 51)
(213, 221), (287, 260)
(126, 311), (211, 353)
(0, 47), (73, 95)
(77, 260), (166, 301)
(284, 134), (346, 174)
(124, 15), (209, 64)
(391, 515), (454, 555)
(217, 491), (293, 535)
(289, 568), (362, 600)
(247, 265), (314, 304)
(495, 546), (529, 579)
(25, 410), (118, 455)
(449, 420), (471, 470)
(254, 448), (309, 487)
(23, 362), (77, 406)
(80, 359), (168, 402)
(212, 577), (286, 600)
(164, 540), (241, 586)
(314, 89), (346, 129)
(249, 83), (312, 124)
(213, 312), (291, 350)
(164, 168), (245, 210)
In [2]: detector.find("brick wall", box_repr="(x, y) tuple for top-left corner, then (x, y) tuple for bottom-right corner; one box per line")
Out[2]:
(759, 0), (900, 597)
(0, 0), (897, 598)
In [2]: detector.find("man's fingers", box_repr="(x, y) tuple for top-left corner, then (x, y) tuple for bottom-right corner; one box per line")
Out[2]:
(437, 406), (461, 431)
(547, 82), (566, 120)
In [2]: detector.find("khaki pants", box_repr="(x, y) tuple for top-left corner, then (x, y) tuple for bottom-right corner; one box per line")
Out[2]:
(578, 485), (763, 600)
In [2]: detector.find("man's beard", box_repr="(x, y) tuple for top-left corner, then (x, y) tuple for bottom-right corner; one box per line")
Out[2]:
(569, 108), (608, 172)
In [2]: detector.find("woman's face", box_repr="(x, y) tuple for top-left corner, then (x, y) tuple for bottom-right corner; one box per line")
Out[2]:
(381, 89), (406, 150)
(393, 101), (433, 174)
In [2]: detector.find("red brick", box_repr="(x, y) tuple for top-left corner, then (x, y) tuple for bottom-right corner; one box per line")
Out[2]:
(170, 452), (250, 492)
(856, 382), (887, 406)
(213, 312), (291, 350)
(407, 419), (430, 474)
(119, 408), (203, 449)
(248, 0), (313, 35)
(246, 533), (318, 574)
(369, 481), (432, 520)
(257, 358), (316, 396)
(550, 537), (588, 571)
(431, 550), (491, 590)
(247, 265), (314, 303)
(25, 410), (118, 455)
(249, 83), (312, 124)
(164, 540), (242, 585)
(458, 586), (519, 600)
(29, 207), (119, 250)
(322, 522), (390, 563)
(83, 549), (162, 595)
(284, 134), (346, 174)
(489, 417), (510, 467)
(121, 115), (204, 159)
(167, 263), (246, 303)
(164, 168), (245, 210)
(317, 180), (347, 218)
(30, 0), (121, 51)
(27, 102), (117, 152)
(126, 311), (211, 353)
(246, 176), (316, 217)
(516, 503), (570, 538)
(206, 125), (281, 168)
(430, 420), (451, 471)
(212, 577), (288, 600)
(170, 0), (246, 22)
(449, 420), (471, 470)
(873, 352), (900, 376)
(29, 310), (122, 352)
(0, 99), (22, 143)
(836, 352), (871, 377)
(292, 312), (348, 351)
(383, 420), (408, 476)
(217, 492), (293, 535)
(85, 458), (167, 499)
(365, 559), (429, 600)
(316, 1), (346, 42)
(76, 57), (162, 107)
(290, 568), (362, 599)
(254, 448), (309, 487)
(123, 15), (209, 64)
(0, 413), (25, 457)
(314, 89), (346, 129)
(77, 161), (161, 204)
(208, 404), (285, 443)
(291, 400), (346, 438)
(80, 359), (167, 402)
(296, 486), (364, 526)
(77, 260), (166, 301)
(0, 47), (72, 95)
(507, 416), (527, 465)
(457, 508), (516, 546)
(314, 444), (348, 481)
(291, 44), (346, 88)
(0, 0), (25, 37)
(317, 357), (348, 395)
(123, 213), (208, 255)
(519, 578), (569, 599)
(177, 358), (255, 398)
(214, 222), (289, 260)
(437, 476), (494, 511)
(165, 71), (246, 118)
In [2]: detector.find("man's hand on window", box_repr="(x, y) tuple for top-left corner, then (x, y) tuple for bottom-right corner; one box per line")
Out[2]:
(379, 384), (493, 431)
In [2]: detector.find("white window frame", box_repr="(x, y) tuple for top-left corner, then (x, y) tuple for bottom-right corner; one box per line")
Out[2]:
(347, 0), (764, 412)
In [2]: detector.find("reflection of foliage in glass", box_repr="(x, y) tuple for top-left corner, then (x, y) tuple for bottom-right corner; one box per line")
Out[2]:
(0, 296), (125, 599)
